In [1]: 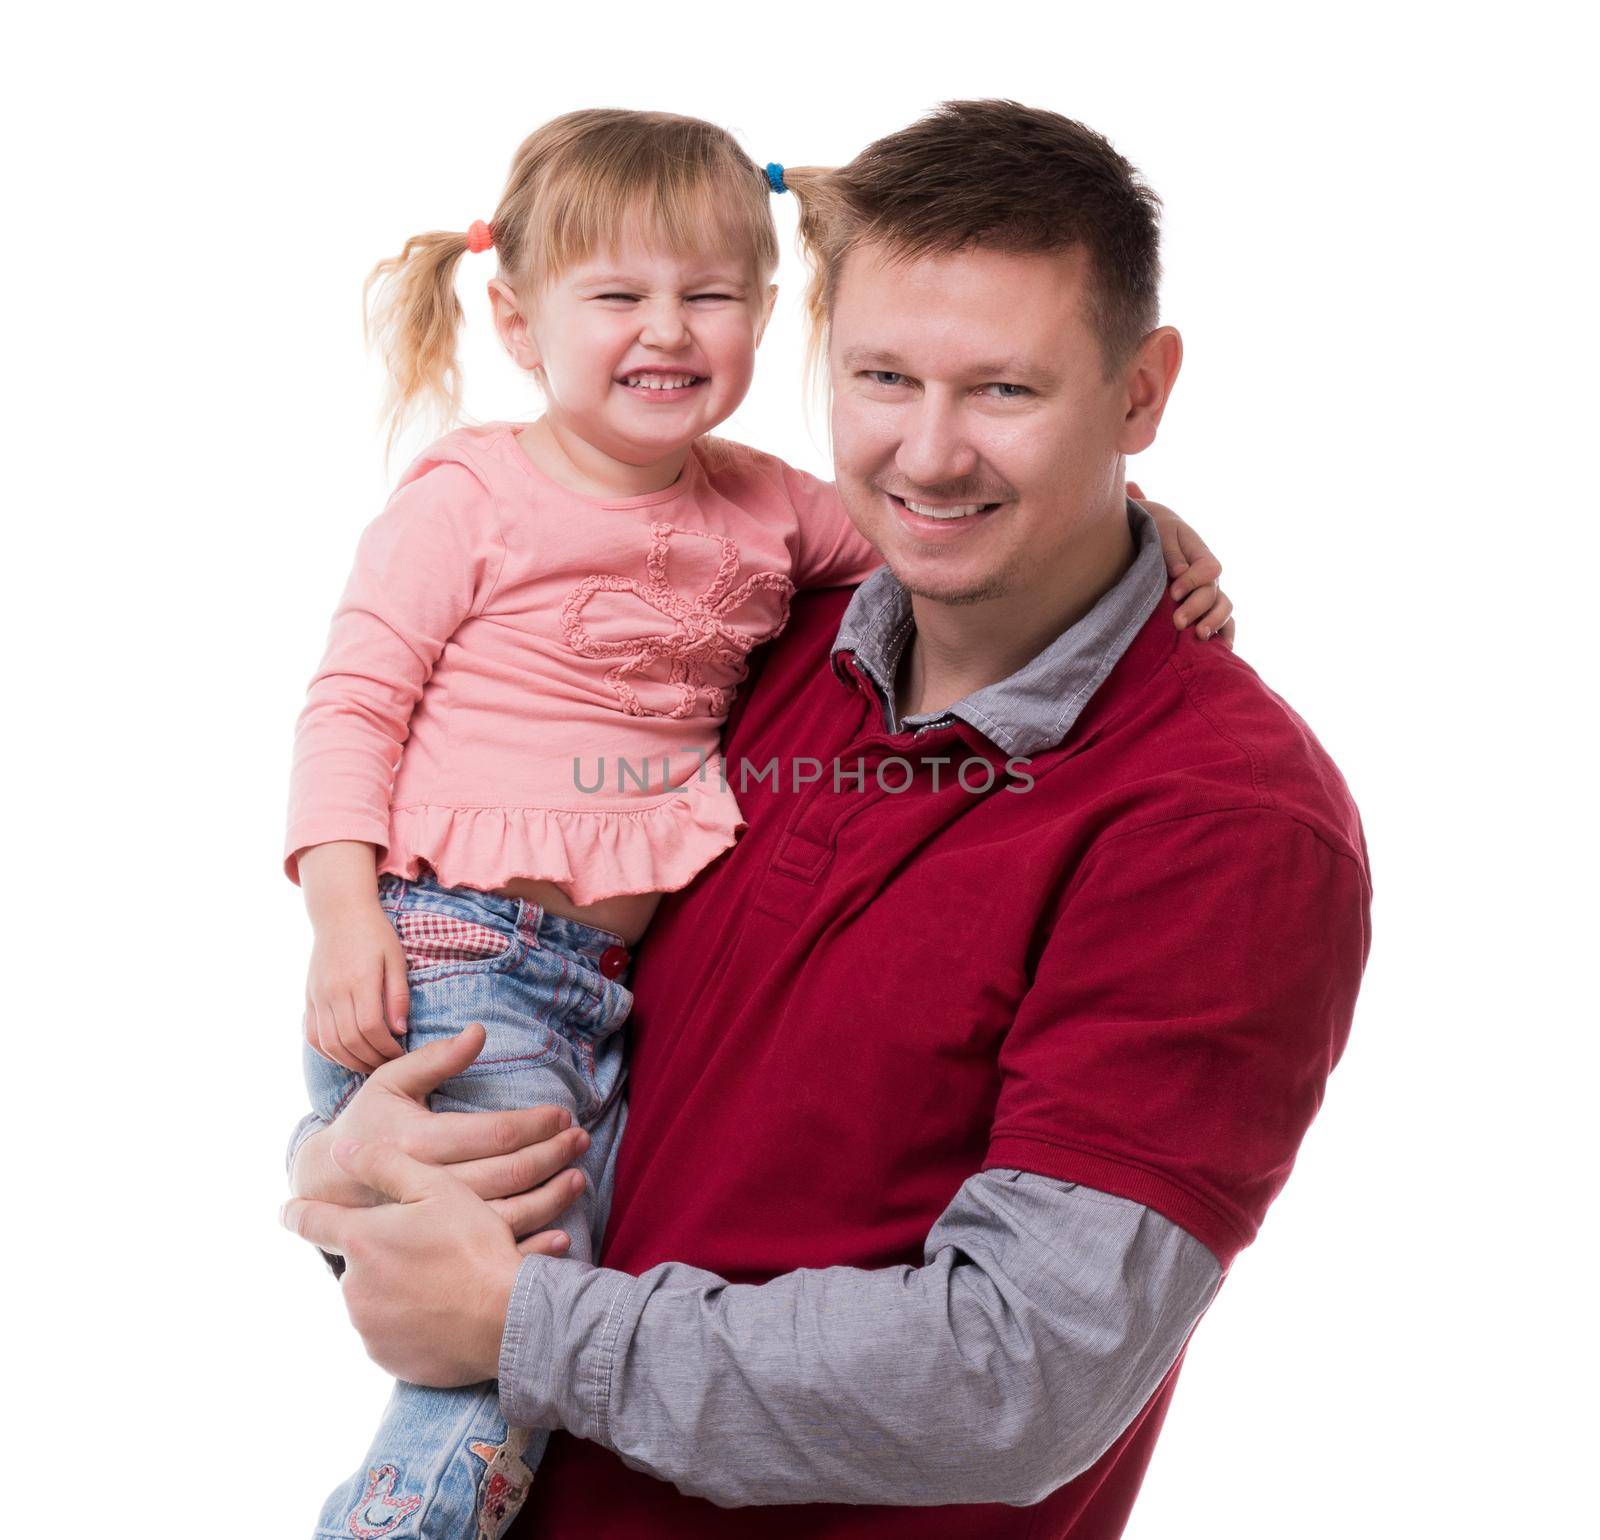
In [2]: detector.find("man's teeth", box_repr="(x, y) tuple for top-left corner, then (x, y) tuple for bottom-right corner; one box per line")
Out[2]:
(621, 374), (699, 390)
(902, 497), (987, 520)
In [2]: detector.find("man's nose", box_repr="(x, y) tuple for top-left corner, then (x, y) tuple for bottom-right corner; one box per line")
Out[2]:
(639, 299), (691, 351)
(894, 394), (978, 488)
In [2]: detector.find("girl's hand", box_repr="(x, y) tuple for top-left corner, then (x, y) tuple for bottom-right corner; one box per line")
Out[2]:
(305, 903), (411, 1073)
(1129, 482), (1237, 646)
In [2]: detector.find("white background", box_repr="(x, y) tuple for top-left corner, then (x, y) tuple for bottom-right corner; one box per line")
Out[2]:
(7, 2), (1593, 1534)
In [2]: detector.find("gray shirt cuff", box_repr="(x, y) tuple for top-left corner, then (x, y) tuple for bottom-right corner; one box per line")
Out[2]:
(497, 1168), (1221, 1508)
(499, 1257), (634, 1438)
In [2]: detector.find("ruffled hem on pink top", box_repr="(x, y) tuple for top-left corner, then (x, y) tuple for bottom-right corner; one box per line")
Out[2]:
(379, 774), (746, 907)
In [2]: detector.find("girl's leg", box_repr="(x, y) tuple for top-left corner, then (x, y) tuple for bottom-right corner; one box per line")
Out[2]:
(432, 959), (630, 1537)
(300, 876), (631, 1539)
(312, 1382), (511, 1540)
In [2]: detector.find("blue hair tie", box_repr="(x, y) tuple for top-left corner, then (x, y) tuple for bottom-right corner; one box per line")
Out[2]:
(765, 162), (788, 195)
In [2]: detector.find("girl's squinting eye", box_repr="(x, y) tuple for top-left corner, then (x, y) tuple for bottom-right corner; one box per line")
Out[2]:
(594, 293), (641, 303)
(688, 292), (739, 303)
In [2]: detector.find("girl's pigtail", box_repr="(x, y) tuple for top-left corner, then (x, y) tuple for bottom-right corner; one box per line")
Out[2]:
(362, 229), (475, 461)
(774, 165), (843, 417)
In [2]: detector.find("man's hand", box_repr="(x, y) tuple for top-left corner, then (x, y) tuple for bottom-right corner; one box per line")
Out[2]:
(291, 1023), (588, 1253)
(283, 1139), (538, 1386)
(1129, 482), (1237, 646)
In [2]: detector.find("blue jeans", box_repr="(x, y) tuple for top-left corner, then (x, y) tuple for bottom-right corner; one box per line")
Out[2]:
(302, 873), (632, 1539)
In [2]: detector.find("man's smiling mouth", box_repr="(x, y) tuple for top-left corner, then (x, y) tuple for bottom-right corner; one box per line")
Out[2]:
(887, 492), (1002, 521)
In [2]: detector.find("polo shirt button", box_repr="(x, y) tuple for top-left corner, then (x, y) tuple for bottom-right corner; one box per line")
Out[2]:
(598, 944), (631, 979)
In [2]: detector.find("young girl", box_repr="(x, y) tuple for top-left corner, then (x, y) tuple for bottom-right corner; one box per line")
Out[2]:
(287, 108), (1231, 1540)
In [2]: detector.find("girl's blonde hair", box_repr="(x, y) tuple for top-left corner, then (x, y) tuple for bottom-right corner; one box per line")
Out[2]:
(364, 109), (780, 454)
(772, 163), (844, 415)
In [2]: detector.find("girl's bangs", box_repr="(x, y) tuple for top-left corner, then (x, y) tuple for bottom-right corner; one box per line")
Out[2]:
(535, 166), (773, 282)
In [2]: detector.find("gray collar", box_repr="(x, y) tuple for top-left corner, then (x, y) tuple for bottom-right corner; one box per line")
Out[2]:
(831, 500), (1167, 757)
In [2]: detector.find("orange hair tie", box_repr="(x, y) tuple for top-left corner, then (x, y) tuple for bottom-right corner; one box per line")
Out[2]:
(465, 220), (495, 254)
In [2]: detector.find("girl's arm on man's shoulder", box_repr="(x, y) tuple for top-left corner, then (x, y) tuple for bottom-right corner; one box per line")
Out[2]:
(1128, 483), (1236, 643)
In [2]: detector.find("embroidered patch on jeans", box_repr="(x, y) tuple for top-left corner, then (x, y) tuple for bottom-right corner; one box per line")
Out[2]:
(344, 1464), (422, 1537)
(392, 912), (509, 971)
(469, 1433), (536, 1540)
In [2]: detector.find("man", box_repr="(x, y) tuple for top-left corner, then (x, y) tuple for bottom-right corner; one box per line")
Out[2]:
(286, 100), (1369, 1537)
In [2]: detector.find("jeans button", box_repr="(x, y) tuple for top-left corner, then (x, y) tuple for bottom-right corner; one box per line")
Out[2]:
(598, 944), (630, 979)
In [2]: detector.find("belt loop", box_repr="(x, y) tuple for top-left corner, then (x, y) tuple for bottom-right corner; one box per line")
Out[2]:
(515, 898), (543, 949)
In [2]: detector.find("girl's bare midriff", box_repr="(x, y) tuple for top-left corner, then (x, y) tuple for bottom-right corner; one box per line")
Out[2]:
(495, 877), (662, 946)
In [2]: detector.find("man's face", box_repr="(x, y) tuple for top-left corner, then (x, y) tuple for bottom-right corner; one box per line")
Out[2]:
(828, 242), (1147, 607)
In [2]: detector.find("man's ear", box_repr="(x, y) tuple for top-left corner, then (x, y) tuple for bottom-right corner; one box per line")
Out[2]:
(1116, 326), (1183, 455)
(488, 277), (541, 372)
(754, 283), (779, 347)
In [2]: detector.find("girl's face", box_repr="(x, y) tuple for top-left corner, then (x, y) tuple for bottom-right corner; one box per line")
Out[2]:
(491, 233), (775, 470)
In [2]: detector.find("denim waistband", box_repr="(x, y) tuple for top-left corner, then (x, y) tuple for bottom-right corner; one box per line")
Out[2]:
(379, 872), (629, 963)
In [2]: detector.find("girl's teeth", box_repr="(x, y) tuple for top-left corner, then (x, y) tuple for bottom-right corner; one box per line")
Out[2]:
(904, 498), (985, 519)
(623, 375), (697, 390)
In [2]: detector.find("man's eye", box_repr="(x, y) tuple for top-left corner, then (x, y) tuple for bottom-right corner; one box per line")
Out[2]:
(983, 382), (1032, 399)
(864, 371), (908, 387)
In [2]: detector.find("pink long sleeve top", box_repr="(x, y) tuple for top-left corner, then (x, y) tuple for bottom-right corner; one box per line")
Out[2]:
(285, 422), (883, 905)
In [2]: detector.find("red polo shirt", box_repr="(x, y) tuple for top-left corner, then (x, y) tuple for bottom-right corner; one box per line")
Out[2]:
(515, 585), (1371, 1537)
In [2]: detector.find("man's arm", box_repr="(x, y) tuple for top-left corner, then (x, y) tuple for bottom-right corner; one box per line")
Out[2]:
(287, 810), (1365, 1507)
(492, 809), (1365, 1506)
(499, 1168), (1220, 1508)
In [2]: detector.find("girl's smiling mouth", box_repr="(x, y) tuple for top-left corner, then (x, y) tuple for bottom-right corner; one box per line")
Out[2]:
(615, 370), (708, 396)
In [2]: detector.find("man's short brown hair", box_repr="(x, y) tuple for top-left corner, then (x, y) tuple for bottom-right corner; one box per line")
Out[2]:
(788, 100), (1163, 383)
